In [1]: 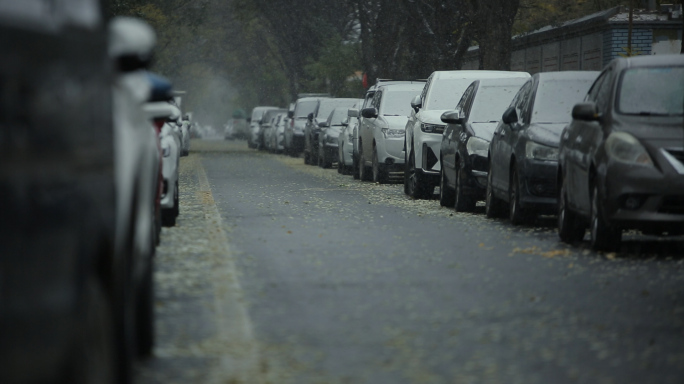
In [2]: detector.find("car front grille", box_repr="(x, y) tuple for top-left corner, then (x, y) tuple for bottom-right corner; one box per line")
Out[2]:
(659, 195), (684, 215)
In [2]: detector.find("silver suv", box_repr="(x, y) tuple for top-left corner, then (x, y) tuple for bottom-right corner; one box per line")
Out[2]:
(358, 82), (425, 183)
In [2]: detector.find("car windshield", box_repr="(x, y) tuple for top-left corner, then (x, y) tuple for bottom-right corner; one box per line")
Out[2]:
(618, 67), (684, 116)
(251, 108), (266, 121)
(381, 90), (417, 116)
(317, 99), (357, 120)
(469, 83), (525, 123)
(294, 100), (318, 118)
(531, 78), (596, 123)
(328, 108), (348, 126)
(425, 78), (478, 110)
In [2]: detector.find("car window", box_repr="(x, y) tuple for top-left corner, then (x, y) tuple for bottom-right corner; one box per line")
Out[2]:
(530, 77), (599, 123)
(294, 100), (318, 118)
(617, 66), (684, 116)
(424, 78), (481, 110)
(456, 83), (476, 112)
(380, 89), (419, 116)
(595, 67), (614, 113)
(371, 91), (382, 109)
(362, 91), (375, 109)
(469, 83), (527, 123)
(513, 81), (532, 124)
(586, 70), (607, 103)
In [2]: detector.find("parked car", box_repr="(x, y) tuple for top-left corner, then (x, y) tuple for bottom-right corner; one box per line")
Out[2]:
(318, 107), (350, 168)
(337, 99), (365, 175)
(304, 98), (359, 165)
(260, 108), (287, 151)
(248, 106), (278, 149)
(404, 70), (530, 199)
(285, 96), (328, 156)
(557, 55), (684, 251)
(224, 108), (248, 140)
(486, 71), (599, 224)
(180, 113), (191, 156)
(439, 77), (528, 210)
(0, 2), (120, 383)
(359, 82), (426, 183)
(271, 112), (289, 153)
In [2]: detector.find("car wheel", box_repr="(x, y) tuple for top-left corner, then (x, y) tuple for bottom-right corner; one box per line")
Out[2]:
(590, 182), (621, 251)
(509, 165), (531, 225)
(304, 150), (311, 165)
(352, 153), (360, 179)
(485, 164), (506, 218)
(439, 166), (455, 207)
(558, 176), (586, 243)
(454, 160), (476, 212)
(359, 145), (372, 181)
(406, 150), (432, 199)
(372, 146), (386, 184)
(64, 277), (116, 384)
(337, 146), (344, 174)
(172, 181), (179, 218)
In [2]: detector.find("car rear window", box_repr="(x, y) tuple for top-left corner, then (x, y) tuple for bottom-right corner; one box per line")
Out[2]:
(617, 67), (684, 116)
(531, 78), (596, 123)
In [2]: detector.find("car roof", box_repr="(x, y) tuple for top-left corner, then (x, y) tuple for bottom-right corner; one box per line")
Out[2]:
(620, 54), (684, 68)
(431, 70), (531, 80)
(377, 83), (426, 92)
(319, 97), (359, 105)
(297, 97), (326, 103)
(534, 71), (600, 82)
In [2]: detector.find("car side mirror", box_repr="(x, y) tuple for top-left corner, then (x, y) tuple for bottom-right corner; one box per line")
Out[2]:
(410, 95), (422, 113)
(287, 110), (294, 118)
(347, 108), (359, 118)
(440, 110), (465, 125)
(572, 102), (601, 121)
(361, 107), (378, 119)
(109, 17), (156, 72)
(308, 113), (314, 121)
(502, 107), (518, 125)
(341, 118), (349, 126)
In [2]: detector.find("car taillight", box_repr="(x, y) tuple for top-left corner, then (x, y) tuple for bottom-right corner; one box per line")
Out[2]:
(153, 118), (165, 134)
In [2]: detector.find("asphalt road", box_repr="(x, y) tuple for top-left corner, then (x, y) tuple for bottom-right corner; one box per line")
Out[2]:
(138, 139), (684, 384)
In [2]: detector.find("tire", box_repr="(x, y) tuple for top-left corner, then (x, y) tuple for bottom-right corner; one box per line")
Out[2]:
(509, 165), (531, 225)
(558, 176), (586, 243)
(136, 259), (154, 357)
(359, 144), (372, 181)
(304, 150), (311, 165)
(63, 278), (116, 384)
(590, 182), (621, 251)
(405, 150), (432, 199)
(172, 181), (179, 218)
(371, 146), (386, 183)
(320, 144), (332, 168)
(485, 164), (506, 218)
(352, 153), (360, 179)
(439, 166), (455, 207)
(454, 160), (476, 212)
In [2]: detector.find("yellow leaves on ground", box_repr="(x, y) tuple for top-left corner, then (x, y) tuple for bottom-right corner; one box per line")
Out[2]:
(509, 246), (572, 258)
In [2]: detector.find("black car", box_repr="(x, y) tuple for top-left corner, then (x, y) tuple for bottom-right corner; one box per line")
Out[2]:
(439, 77), (527, 211)
(0, 2), (121, 383)
(487, 71), (599, 224)
(304, 98), (358, 165)
(558, 55), (684, 251)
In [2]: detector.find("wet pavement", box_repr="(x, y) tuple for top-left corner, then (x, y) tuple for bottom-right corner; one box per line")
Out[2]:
(136, 139), (684, 384)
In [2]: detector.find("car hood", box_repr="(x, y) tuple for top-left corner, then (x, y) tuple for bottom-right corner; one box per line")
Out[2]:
(326, 125), (343, 137)
(418, 110), (449, 125)
(470, 122), (498, 140)
(526, 123), (567, 147)
(382, 115), (409, 129)
(613, 115), (684, 142)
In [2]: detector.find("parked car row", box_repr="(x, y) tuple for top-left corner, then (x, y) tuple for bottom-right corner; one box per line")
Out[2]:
(248, 54), (684, 253)
(1, 5), (193, 383)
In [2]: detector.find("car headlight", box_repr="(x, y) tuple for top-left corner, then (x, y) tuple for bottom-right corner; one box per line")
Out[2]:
(162, 144), (171, 157)
(381, 127), (405, 138)
(605, 132), (653, 166)
(420, 123), (445, 134)
(525, 141), (558, 161)
(466, 137), (489, 157)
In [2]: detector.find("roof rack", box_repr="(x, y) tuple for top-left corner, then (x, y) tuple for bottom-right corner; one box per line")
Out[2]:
(297, 93), (331, 99)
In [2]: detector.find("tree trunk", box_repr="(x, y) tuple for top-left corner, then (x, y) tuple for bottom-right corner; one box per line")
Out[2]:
(469, 0), (521, 70)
